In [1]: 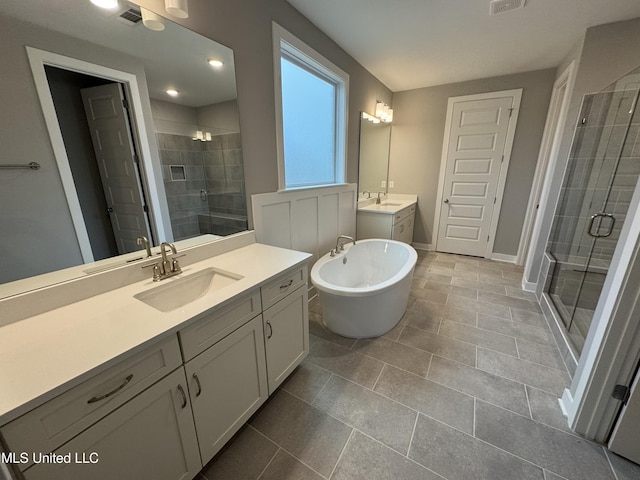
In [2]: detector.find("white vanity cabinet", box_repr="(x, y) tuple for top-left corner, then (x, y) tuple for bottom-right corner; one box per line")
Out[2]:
(22, 365), (201, 480)
(357, 203), (416, 243)
(183, 314), (268, 465)
(261, 268), (309, 394)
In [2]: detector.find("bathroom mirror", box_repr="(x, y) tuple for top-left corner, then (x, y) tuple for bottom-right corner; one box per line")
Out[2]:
(0, 0), (247, 296)
(358, 112), (391, 197)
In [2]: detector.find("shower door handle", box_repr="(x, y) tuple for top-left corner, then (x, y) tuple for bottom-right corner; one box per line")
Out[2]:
(587, 213), (616, 238)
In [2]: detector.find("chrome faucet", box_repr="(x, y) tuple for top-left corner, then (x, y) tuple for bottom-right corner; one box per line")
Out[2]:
(143, 242), (183, 281)
(136, 236), (152, 258)
(362, 190), (371, 199)
(376, 191), (384, 204)
(335, 235), (355, 253)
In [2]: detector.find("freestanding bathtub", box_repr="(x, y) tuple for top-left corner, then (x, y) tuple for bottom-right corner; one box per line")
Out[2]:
(310, 239), (417, 338)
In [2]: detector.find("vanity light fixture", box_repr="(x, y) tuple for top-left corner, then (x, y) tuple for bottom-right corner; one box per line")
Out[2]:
(141, 7), (165, 31)
(193, 130), (213, 141)
(165, 0), (189, 18)
(90, 0), (119, 9)
(375, 101), (393, 123)
(208, 58), (224, 68)
(362, 112), (380, 124)
(166, 88), (179, 97)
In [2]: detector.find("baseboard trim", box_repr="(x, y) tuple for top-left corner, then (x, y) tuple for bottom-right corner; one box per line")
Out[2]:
(412, 242), (432, 251)
(522, 280), (537, 293)
(491, 252), (517, 264)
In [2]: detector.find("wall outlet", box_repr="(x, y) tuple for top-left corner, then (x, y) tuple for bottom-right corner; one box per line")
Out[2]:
(389, 180), (395, 188)
(381, 180), (386, 187)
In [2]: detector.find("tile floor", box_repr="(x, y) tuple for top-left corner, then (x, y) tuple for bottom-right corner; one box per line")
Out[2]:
(198, 251), (640, 480)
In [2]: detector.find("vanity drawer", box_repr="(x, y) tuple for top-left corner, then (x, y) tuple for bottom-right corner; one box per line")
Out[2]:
(260, 266), (307, 310)
(179, 289), (262, 361)
(394, 204), (416, 224)
(1, 335), (182, 470)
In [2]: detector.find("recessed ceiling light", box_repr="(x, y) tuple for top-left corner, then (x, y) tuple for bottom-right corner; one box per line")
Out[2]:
(90, 0), (119, 10)
(166, 89), (179, 97)
(207, 58), (224, 68)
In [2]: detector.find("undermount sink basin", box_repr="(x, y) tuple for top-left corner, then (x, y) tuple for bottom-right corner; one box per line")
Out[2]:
(134, 267), (243, 312)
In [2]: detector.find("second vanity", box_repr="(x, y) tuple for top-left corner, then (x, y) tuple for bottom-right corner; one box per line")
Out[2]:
(356, 194), (417, 244)
(0, 232), (311, 480)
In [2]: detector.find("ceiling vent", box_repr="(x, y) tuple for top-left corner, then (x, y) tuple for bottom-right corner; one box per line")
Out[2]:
(117, 6), (142, 26)
(490, 0), (526, 15)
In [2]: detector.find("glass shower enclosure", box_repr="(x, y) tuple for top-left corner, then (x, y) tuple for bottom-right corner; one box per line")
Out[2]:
(546, 67), (640, 354)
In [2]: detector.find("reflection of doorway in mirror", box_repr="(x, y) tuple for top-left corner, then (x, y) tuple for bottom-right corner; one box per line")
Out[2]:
(46, 66), (153, 260)
(358, 117), (391, 195)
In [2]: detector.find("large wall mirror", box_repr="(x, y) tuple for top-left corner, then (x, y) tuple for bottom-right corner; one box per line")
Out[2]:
(0, 0), (246, 297)
(358, 113), (391, 196)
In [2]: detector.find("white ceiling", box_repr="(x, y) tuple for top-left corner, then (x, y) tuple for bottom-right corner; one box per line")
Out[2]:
(0, 0), (237, 107)
(287, 0), (640, 92)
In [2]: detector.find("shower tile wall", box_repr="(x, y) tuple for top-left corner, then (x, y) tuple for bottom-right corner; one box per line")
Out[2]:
(157, 132), (247, 240)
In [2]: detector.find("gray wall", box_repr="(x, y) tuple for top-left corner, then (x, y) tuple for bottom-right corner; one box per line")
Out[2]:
(528, 16), (640, 287)
(389, 69), (556, 255)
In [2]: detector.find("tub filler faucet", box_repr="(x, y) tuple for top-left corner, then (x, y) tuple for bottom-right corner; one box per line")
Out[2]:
(330, 235), (356, 256)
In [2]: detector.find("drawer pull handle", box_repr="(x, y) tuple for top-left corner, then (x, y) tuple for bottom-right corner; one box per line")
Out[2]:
(193, 373), (202, 397)
(266, 320), (273, 339)
(280, 279), (294, 291)
(87, 374), (133, 404)
(177, 384), (187, 409)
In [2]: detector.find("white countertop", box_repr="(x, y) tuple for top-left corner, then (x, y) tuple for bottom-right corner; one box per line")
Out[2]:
(357, 194), (417, 215)
(0, 243), (311, 425)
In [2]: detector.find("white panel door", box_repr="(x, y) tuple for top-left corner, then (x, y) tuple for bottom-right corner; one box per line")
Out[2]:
(436, 92), (520, 257)
(608, 367), (640, 464)
(81, 83), (150, 254)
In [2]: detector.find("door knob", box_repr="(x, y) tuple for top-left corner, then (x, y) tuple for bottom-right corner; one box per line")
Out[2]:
(444, 199), (449, 203)
(107, 207), (114, 213)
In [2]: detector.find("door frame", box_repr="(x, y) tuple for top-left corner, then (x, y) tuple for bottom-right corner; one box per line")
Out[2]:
(433, 89), (522, 259)
(26, 46), (170, 262)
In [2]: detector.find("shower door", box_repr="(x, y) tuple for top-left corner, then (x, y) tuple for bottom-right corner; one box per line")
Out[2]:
(546, 70), (640, 354)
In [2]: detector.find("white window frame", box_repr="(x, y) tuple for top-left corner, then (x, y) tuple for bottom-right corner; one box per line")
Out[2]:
(272, 22), (349, 191)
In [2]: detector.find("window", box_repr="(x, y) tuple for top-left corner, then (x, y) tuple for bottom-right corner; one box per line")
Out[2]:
(273, 23), (349, 190)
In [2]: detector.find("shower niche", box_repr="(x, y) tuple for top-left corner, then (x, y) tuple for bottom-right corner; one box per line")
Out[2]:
(546, 67), (640, 355)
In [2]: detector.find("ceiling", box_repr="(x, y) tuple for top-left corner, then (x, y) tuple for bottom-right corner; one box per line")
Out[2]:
(0, 0), (237, 107)
(287, 0), (640, 92)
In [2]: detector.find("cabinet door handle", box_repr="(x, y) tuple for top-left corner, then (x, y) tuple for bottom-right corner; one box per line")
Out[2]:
(266, 320), (273, 339)
(177, 384), (187, 409)
(400, 225), (405, 233)
(193, 373), (202, 397)
(87, 374), (133, 404)
(280, 279), (294, 291)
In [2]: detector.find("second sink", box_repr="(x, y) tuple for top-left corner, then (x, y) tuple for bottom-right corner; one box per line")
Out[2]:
(134, 267), (243, 312)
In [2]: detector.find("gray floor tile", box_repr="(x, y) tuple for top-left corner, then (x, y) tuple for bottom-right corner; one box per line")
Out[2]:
(200, 426), (278, 480)
(399, 325), (477, 366)
(280, 361), (332, 403)
(479, 272), (514, 285)
(446, 294), (511, 319)
(544, 471), (569, 480)
(439, 319), (518, 356)
(403, 309), (442, 333)
(409, 414), (544, 480)
(511, 307), (549, 327)
(250, 390), (352, 478)
(477, 314), (554, 346)
(308, 313), (356, 348)
(477, 348), (571, 395)
(427, 355), (530, 416)
(451, 276), (507, 295)
(259, 449), (325, 480)
(411, 298), (477, 325)
(374, 364), (475, 434)
(332, 431), (444, 480)
(478, 291), (541, 313)
(475, 400), (616, 480)
(517, 338), (567, 371)
(506, 286), (538, 301)
(307, 338), (385, 389)
(414, 271), (452, 285)
(411, 287), (448, 304)
(526, 386), (573, 433)
(352, 336), (432, 377)
(605, 449), (640, 480)
(313, 376), (417, 453)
